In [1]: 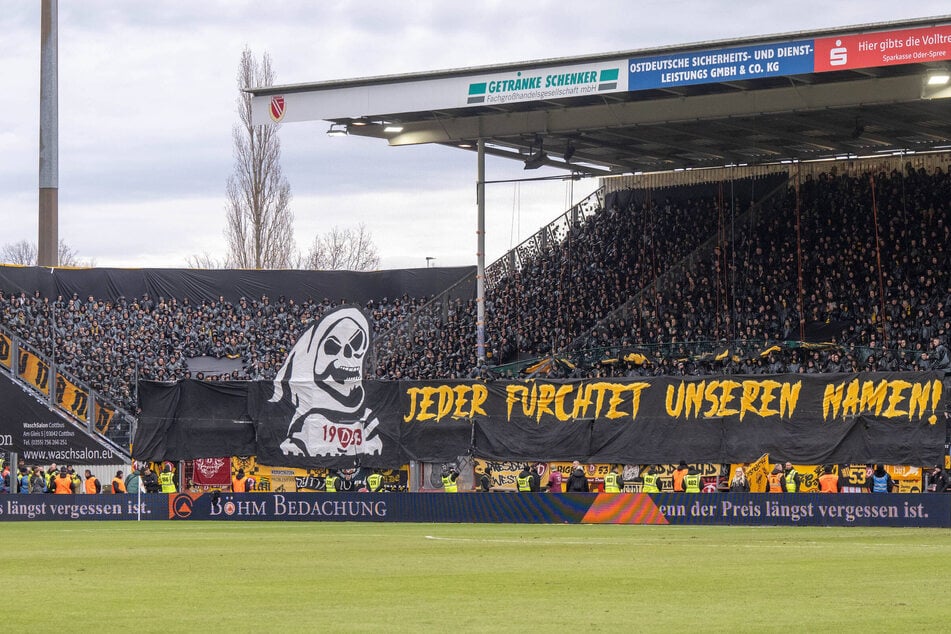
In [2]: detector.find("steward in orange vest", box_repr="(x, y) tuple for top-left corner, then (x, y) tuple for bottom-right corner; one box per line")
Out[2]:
(767, 465), (785, 493)
(232, 469), (248, 493)
(112, 471), (127, 494)
(818, 466), (839, 493)
(672, 461), (689, 492)
(83, 470), (101, 494)
(53, 469), (73, 494)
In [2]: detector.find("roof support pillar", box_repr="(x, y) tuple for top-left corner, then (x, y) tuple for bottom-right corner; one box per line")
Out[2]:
(476, 138), (486, 366)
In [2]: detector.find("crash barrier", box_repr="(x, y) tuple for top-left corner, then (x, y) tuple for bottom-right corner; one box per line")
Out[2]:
(1, 492), (948, 527)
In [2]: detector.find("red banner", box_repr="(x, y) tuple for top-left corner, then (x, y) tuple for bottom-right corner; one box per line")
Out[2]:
(814, 25), (951, 72)
(192, 458), (231, 487)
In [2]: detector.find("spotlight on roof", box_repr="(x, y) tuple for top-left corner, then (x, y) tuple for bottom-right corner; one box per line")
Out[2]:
(850, 117), (865, 140)
(327, 123), (348, 137)
(524, 150), (548, 170)
(922, 67), (951, 99)
(563, 140), (576, 163)
(524, 134), (546, 170)
(926, 69), (951, 86)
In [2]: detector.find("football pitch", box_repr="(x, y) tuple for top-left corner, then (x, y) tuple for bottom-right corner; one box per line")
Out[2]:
(2, 522), (949, 631)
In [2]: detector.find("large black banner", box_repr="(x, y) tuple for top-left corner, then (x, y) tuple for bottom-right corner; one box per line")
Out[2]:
(0, 264), (474, 306)
(136, 380), (255, 461)
(136, 372), (947, 467)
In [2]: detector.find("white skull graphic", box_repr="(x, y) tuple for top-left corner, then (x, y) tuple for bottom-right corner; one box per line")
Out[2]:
(313, 314), (368, 403)
(270, 306), (381, 458)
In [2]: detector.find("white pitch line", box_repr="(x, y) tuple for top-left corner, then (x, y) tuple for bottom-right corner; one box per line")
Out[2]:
(424, 535), (617, 545)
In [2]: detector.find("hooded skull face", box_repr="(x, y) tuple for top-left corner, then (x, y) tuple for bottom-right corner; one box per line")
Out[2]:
(270, 306), (371, 414)
(314, 314), (368, 399)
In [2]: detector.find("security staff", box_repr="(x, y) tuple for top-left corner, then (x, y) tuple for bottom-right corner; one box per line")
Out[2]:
(867, 465), (894, 493)
(232, 468), (249, 493)
(516, 464), (534, 492)
(818, 465), (839, 493)
(641, 465), (661, 493)
(111, 471), (127, 494)
(767, 464), (785, 493)
(441, 464), (460, 493)
(68, 466), (82, 493)
(83, 469), (101, 494)
(672, 460), (689, 492)
(325, 471), (339, 493)
(784, 462), (800, 493)
(604, 466), (623, 493)
(683, 467), (702, 493)
(367, 471), (384, 493)
(158, 464), (177, 493)
(52, 467), (73, 494)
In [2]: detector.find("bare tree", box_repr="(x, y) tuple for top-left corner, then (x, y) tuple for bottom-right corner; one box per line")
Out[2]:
(57, 241), (85, 267)
(186, 252), (225, 269)
(1, 239), (86, 266)
(224, 48), (295, 269)
(1, 240), (36, 265)
(303, 223), (381, 271)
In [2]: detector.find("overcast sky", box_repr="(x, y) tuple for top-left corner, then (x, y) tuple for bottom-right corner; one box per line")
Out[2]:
(1, 1), (948, 270)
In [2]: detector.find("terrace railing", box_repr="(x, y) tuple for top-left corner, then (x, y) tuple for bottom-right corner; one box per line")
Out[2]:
(0, 324), (133, 460)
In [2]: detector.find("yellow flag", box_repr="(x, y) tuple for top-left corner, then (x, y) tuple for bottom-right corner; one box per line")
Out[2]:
(524, 357), (552, 375)
(745, 453), (770, 493)
(624, 352), (649, 365)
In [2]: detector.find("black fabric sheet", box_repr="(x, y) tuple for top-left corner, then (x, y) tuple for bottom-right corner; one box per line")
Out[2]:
(135, 380), (254, 461)
(135, 372), (948, 467)
(0, 265), (474, 306)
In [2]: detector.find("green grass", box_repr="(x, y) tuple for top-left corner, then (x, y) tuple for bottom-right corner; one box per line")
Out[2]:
(2, 522), (949, 632)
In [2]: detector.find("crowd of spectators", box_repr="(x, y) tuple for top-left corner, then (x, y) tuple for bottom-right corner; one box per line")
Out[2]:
(3, 163), (951, 419)
(378, 164), (951, 379)
(373, 184), (736, 379)
(0, 290), (430, 410)
(581, 165), (951, 378)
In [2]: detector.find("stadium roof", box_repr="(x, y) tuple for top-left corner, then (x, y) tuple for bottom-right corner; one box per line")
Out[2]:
(250, 16), (951, 176)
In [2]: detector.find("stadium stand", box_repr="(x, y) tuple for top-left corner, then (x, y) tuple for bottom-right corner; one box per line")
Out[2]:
(378, 159), (951, 380)
(0, 291), (431, 410)
(581, 163), (951, 379)
(2, 156), (951, 453)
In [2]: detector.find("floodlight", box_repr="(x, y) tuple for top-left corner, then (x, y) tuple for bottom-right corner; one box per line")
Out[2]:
(563, 140), (576, 163)
(523, 134), (546, 169)
(850, 117), (865, 140)
(523, 150), (548, 170)
(927, 71), (950, 86)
